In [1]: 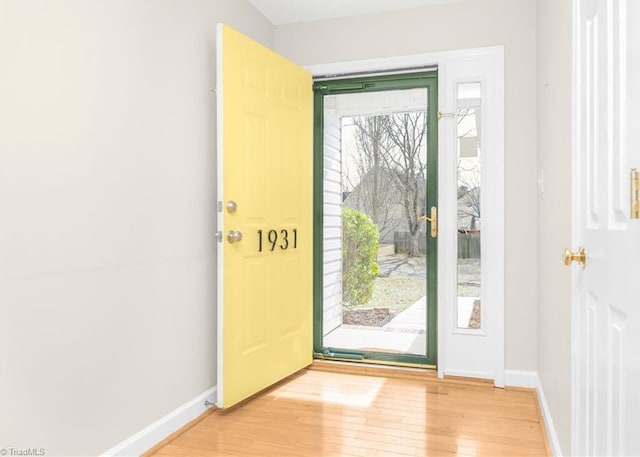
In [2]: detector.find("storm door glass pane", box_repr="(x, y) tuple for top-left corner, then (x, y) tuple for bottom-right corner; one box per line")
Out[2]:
(322, 88), (429, 356)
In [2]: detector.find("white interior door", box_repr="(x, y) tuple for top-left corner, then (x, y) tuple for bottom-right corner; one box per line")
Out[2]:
(573, 1), (640, 455)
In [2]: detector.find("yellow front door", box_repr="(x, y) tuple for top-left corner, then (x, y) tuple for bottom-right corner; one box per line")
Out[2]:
(215, 24), (313, 408)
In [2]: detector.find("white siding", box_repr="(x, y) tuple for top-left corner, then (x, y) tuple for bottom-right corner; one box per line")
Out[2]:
(323, 100), (342, 335)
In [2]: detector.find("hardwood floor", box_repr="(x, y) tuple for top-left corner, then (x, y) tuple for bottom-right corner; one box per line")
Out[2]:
(147, 366), (551, 457)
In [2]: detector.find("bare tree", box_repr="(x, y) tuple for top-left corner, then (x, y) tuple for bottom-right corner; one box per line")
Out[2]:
(457, 160), (481, 230)
(456, 107), (481, 230)
(343, 111), (429, 256)
(344, 116), (399, 240)
(384, 112), (428, 257)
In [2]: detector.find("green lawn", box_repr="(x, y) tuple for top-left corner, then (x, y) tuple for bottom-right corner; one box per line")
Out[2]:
(344, 256), (480, 315)
(347, 276), (426, 314)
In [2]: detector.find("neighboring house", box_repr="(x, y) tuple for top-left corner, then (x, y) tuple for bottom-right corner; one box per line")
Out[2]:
(343, 167), (479, 241)
(457, 185), (481, 231)
(343, 166), (427, 243)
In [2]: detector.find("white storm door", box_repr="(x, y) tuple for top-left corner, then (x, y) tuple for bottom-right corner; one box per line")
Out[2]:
(573, 0), (640, 455)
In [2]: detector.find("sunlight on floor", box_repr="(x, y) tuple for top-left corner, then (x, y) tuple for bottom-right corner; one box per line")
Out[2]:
(457, 437), (479, 456)
(274, 377), (385, 408)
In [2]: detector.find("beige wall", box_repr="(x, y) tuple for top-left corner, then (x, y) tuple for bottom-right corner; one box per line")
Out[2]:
(536, 0), (573, 454)
(0, 1), (272, 455)
(0, 0), (576, 454)
(275, 0), (539, 371)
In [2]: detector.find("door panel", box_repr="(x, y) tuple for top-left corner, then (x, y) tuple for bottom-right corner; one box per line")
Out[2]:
(216, 24), (313, 409)
(574, 1), (640, 454)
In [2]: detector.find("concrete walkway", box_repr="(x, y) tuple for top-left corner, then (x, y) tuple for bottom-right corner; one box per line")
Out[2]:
(323, 247), (480, 354)
(323, 295), (427, 355)
(323, 294), (480, 354)
(377, 253), (426, 278)
(383, 295), (425, 331)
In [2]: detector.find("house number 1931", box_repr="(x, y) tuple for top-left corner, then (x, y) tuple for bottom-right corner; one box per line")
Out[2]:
(257, 229), (297, 252)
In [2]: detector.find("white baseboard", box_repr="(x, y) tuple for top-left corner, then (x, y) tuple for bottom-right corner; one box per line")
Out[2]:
(101, 386), (217, 457)
(504, 370), (562, 456)
(443, 368), (494, 381)
(534, 376), (563, 457)
(505, 369), (538, 388)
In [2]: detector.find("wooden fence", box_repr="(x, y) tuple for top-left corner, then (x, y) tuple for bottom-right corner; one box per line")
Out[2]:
(457, 231), (481, 258)
(392, 231), (481, 258)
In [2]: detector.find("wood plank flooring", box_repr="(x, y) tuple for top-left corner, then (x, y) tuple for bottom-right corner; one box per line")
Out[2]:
(147, 366), (550, 457)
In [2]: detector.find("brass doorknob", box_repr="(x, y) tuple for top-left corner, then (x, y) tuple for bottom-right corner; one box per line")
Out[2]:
(563, 247), (587, 268)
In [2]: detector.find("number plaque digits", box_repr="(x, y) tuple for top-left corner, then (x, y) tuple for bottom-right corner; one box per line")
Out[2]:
(257, 228), (298, 252)
(279, 230), (289, 250)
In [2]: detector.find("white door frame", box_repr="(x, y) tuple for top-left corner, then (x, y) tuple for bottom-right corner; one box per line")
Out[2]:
(306, 46), (505, 385)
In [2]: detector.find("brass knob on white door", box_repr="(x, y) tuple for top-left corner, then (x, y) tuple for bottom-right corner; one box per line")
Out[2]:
(563, 247), (587, 268)
(227, 230), (243, 243)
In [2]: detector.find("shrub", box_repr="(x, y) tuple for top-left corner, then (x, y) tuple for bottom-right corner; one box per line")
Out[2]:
(342, 207), (379, 306)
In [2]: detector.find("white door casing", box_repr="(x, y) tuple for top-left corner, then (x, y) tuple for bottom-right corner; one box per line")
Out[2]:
(573, 0), (640, 455)
(307, 46), (505, 384)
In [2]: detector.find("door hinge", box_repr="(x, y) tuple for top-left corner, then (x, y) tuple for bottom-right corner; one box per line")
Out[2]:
(215, 231), (223, 243)
(217, 201), (223, 212)
(631, 168), (639, 219)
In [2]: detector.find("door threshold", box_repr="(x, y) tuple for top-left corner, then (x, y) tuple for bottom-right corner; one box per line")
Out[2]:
(310, 358), (436, 380)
